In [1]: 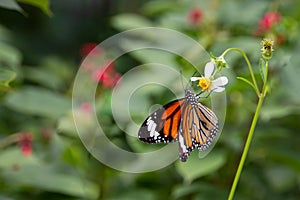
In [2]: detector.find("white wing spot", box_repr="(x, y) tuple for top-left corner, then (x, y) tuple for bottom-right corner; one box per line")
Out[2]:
(178, 132), (187, 153)
(150, 122), (157, 137)
(154, 131), (160, 140)
(146, 117), (153, 132)
(147, 117), (159, 138)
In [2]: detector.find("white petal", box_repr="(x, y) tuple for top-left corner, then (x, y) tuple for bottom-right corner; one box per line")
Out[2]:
(212, 87), (225, 92)
(211, 76), (228, 87)
(204, 62), (215, 78)
(190, 77), (200, 82)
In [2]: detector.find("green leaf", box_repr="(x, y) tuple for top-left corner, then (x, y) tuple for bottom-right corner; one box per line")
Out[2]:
(111, 13), (153, 30)
(237, 76), (256, 92)
(0, 42), (22, 67)
(107, 189), (156, 200)
(265, 166), (297, 192)
(176, 150), (226, 183)
(57, 112), (78, 137)
(261, 104), (300, 121)
(259, 58), (266, 83)
(172, 183), (227, 199)
(17, 0), (52, 16)
(0, 148), (99, 199)
(172, 183), (203, 199)
(142, 1), (179, 16)
(23, 66), (64, 90)
(4, 86), (71, 118)
(0, 69), (16, 92)
(0, 0), (23, 12)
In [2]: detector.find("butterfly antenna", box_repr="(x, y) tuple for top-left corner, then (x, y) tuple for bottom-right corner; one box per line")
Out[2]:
(179, 69), (185, 91)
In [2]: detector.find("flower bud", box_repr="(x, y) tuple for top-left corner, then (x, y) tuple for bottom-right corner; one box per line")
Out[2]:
(261, 39), (274, 60)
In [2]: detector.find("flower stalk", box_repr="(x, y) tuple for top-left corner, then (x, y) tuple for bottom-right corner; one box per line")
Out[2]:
(228, 93), (265, 200)
(219, 39), (273, 200)
(220, 48), (260, 97)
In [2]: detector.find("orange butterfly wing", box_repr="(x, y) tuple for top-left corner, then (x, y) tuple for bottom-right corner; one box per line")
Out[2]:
(138, 89), (219, 162)
(178, 101), (218, 162)
(138, 99), (185, 144)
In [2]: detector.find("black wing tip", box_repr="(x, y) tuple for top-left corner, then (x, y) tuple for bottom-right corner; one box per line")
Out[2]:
(138, 130), (177, 144)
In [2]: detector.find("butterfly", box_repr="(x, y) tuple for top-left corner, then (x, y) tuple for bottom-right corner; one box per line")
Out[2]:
(138, 89), (218, 162)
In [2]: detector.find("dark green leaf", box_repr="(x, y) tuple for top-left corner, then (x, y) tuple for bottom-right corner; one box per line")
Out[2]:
(23, 66), (64, 90)
(172, 183), (227, 200)
(176, 150), (226, 183)
(142, 1), (180, 16)
(111, 14), (153, 30)
(4, 86), (71, 118)
(0, 42), (22, 67)
(0, 148), (99, 199)
(265, 166), (297, 192)
(0, 69), (16, 92)
(107, 189), (156, 200)
(17, 0), (52, 16)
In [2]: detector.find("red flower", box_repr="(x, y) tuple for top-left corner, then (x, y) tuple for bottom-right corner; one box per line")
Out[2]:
(80, 43), (102, 57)
(92, 60), (121, 88)
(259, 11), (281, 31)
(18, 133), (33, 156)
(254, 11), (281, 36)
(188, 7), (204, 26)
(80, 102), (92, 113)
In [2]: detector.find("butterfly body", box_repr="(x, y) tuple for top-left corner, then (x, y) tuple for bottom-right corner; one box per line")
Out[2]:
(138, 89), (218, 162)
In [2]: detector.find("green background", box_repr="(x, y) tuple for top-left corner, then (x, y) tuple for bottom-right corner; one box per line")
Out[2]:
(0, 0), (299, 199)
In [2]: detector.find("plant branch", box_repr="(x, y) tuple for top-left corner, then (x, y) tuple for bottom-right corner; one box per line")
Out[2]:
(228, 94), (265, 200)
(221, 48), (260, 97)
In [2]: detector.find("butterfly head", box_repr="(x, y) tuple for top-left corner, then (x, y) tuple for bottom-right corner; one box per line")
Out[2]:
(184, 89), (199, 105)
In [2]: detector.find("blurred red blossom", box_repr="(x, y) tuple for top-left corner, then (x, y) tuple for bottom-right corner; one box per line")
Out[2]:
(18, 133), (33, 156)
(259, 11), (281, 31)
(80, 42), (102, 57)
(80, 102), (93, 113)
(254, 11), (281, 36)
(92, 60), (121, 88)
(188, 7), (204, 26)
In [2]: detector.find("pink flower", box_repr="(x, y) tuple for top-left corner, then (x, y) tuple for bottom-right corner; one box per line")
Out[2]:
(18, 133), (33, 156)
(80, 42), (102, 57)
(259, 11), (281, 31)
(188, 7), (203, 26)
(80, 102), (92, 113)
(91, 60), (121, 88)
(254, 11), (281, 36)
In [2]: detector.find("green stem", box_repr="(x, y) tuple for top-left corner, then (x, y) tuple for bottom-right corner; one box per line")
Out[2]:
(228, 94), (265, 200)
(221, 48), (260, 97)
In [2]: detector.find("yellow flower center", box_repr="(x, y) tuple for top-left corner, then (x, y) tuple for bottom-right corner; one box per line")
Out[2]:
(198, 77), (211, 91)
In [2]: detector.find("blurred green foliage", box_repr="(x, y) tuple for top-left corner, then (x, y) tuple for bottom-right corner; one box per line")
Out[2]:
(0, 0), (299, 199)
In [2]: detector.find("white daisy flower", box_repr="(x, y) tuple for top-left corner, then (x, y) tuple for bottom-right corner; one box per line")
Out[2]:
(190, 62), (228, 92)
